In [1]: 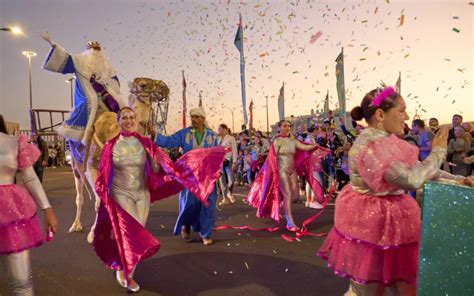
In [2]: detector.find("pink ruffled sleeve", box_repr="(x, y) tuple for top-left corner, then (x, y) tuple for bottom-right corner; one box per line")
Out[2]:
(17, 135), (41, 170)
(355, 135), (419, 192)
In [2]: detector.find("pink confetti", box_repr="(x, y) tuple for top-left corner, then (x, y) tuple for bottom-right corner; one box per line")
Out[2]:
(309, 31), (323, 44)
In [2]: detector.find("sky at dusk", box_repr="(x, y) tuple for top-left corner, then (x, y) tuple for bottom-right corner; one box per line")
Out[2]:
(1, 0), (473, 133)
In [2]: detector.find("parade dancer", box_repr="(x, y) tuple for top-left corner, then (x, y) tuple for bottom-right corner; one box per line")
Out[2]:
(93, 108), (225, 292)
(317, 87), (473, 295)
(153, 107), (220, 245)
(0, 115), (58, 296)
(247, 120), (330, 231)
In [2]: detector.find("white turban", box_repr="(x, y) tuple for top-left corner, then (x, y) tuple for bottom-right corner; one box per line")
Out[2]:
(189, 107), (206, 118)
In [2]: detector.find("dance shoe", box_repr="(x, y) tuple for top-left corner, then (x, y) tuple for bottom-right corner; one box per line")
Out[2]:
(202, 237), (214, 245)
(227, 193), (236, 203)
(218, 199), (230, 206)
(309, 201), (323, 209)
(127, 279), (140, 293)
(181, 225), (190, 240)
(114, 271), (127, 288)
(286, 225), (301, 232)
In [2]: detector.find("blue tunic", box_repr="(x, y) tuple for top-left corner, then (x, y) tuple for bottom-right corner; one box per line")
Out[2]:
(155, 127), (218, 238)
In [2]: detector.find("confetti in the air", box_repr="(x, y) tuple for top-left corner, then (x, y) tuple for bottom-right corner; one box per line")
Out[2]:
(309, 31), (323, 44)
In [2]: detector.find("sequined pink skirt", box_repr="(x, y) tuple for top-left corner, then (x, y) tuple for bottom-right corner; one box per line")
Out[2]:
(0, 184), (47, 254)
(317, 185), (420, 285)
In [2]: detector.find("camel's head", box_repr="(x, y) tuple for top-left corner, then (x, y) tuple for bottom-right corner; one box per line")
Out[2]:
(128, 77), (170, 105)
(93, 111), (120, 147)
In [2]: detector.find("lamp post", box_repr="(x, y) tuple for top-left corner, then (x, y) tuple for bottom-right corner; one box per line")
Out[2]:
(66, 77), (75, 107)
(1, 26), (23, 35)
(265, 96), (269, 135)
(22, 51), (37, 110)
(224, 106), (240, 133)
(22, 51), (37, 134)
(23, 51), (36, 109)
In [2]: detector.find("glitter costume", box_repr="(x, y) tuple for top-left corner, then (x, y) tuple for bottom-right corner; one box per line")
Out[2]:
(273, 137), (315, 227)
(317, 128), (463, 292)
(94, 132), (225, 280)
(247, 136), (330, 227)
(0, 134), (52, 295)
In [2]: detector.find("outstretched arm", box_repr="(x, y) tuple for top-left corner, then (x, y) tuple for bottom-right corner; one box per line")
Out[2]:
(295, 140), (316, 151)
(154, 130), (185, 149)
(42, 31), (75, 74)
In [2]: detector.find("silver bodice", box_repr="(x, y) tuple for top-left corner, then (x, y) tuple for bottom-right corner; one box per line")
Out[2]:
(112, 136), (148, 202)
(273, 137), (314, 174)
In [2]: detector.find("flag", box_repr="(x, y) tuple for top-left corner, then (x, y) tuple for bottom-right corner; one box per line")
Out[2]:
(234, 13), (248, 125)
(182, 70), (187, 128)
(278, 82), (285, 121)
(335, 48), (346, 123)
(249, 100), (254, 130)
(323, 90), (329, 115)
(234, 16), (243, 53)
(395, 72), (401, 94)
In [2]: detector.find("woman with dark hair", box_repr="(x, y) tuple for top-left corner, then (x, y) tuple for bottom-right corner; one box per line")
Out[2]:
(31, 134), (49, 183)
(0, 114), (58, 295)
(217, 123), (237, 206)
(247, 119), (329, 231)
(317, 87), (472, 295)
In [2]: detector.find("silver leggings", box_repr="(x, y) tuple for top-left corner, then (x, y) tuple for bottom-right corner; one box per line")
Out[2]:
(0, 250), (34, 296)
(278, 171), (299, 227)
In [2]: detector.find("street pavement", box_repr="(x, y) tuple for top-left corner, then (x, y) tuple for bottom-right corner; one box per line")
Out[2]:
(0, 167), (348, 296)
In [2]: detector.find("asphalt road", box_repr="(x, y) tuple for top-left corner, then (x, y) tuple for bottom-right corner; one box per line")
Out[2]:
(0, 167), (348, 296)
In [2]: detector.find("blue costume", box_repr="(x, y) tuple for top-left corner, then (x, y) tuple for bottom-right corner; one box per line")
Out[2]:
(43, 44), (122, 163)
(154, 126), (218, 238)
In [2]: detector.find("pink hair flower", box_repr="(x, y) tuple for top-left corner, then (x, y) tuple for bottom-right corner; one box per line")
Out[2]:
(372, 86), (395, 107)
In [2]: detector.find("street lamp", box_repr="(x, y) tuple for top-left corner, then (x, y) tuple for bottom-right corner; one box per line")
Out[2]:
(66, 77), (75, 107)
(22, 51), (37, 109)
(264, 96), (269, 135)
(223, 106), (240, 133)
(1, 26), (23, 35)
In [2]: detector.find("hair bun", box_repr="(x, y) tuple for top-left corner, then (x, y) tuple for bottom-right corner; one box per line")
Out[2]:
(350, 106), (364, 121)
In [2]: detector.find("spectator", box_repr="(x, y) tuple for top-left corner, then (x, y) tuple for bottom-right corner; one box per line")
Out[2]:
(448, 126), (471, 176)
(448, 114), (463, 143)
(429, 117), (440, 134)
(403, 123), (418, 146)
(31, 134), (49, 182)
(447, 114), (463, 172)
(412, 119), (434, 161)
(55, 144), (65, 166)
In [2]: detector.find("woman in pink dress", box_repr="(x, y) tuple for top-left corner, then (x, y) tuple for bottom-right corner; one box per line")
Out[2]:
(317, 87), (471, 295)
(0, 115), (58, 295)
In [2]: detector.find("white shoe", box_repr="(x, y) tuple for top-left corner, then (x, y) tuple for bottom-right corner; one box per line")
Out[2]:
(202, 237), (214, 245)
(305, 202), (310, 207)
(227, 193), (236, 203)
(309, 201), (323, 209)
(115, 271), (127, 288)
(218, 199), (230, 206)
(127, 278), (140, 293)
